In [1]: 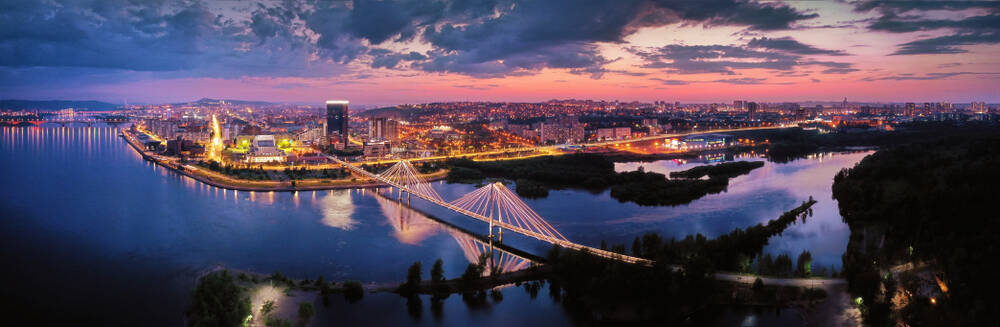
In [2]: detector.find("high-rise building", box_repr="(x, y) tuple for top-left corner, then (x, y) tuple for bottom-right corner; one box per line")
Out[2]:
(368, 117), (399, 141)
(905, 102), (916, 117)
(746, 102), (759, 121)
(326, 100), (349, 146)
(733, 100), (745, 111)
(971, 101), (987, 113)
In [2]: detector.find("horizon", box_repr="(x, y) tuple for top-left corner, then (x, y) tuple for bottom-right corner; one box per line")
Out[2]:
(1, 1), (998, 104)
(3, 97), (997, 110)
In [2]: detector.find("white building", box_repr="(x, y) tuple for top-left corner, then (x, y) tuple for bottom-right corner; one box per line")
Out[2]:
(245, 135), (286, 163)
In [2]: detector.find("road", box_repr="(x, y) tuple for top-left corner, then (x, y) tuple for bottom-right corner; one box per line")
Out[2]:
(716, 272), (846, 288)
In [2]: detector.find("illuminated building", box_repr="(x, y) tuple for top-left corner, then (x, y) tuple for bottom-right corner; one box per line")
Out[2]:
(326, 100), (349, 146)
(245, 135), (286, 163)
(369, 117), (399, 141)
(747, 102), (759, 121)
(681, 134), (733, 149)
(363, 140), (392, 158)
(596, 127), (631, 140)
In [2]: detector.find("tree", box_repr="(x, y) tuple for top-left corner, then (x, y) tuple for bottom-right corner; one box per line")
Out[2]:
(774, 254), (794, 277)
(752, 277), (764, 291)
(632, 236), (642, 257)
(431, 259), (445, 283)
(405, 261), (423, 294)
(343, 281), (364, 304)
(758, 253), (774, 276)
(297, 303), (314, 326)
(261, 300), (276, 317)
(796, 250), (813, 277)
(186, 270), (251, 327)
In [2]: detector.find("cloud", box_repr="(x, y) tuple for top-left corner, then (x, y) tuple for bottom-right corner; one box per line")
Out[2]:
(711, 77), (768, 84)
(852, 1), (1000, 55)
(0, 0), (824, 85)
(369, 50), (428, 69)
(632, 44), (800, 74)
(452, 84), (497, 90)
(650, 78), (690, 85)
(633, 43), (857, 77)
(861, 72), (999, 81)
(747, 37), (848, 56)
(652, 0), (819, 30)
(0, 0), (340, 79)
(891, 32), (1000, 55)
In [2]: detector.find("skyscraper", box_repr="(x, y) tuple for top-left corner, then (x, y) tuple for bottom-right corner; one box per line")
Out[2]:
(326, 100), (349, 146)
(746, 102), (759, 121)
(368, 117), (399, 141)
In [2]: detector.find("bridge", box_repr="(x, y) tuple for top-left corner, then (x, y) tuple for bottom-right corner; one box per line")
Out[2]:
(330, 156), (652, 265)
(374, 191), (534, 275)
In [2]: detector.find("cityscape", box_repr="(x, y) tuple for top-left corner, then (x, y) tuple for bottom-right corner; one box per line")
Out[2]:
(1, 1), (998, 327)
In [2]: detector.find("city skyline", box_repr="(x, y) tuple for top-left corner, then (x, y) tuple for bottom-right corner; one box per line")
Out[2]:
(1, 0), (998, 105)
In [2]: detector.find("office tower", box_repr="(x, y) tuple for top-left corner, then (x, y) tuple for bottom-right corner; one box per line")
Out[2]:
(326, 100), (349, 146)
(368, 117), (399, 141)
(905, 102), (915, 117)
(746, 102), (759, 120)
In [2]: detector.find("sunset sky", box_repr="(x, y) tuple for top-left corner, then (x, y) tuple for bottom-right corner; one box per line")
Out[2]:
(1, 0), (998, 106)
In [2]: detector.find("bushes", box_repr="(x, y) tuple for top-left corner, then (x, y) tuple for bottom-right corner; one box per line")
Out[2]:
(445, 166), (484, 183)
(186, 270), (251, 327)
(514, 179), (548, 198)
(668, 161), (764, 179)
(343, 281), (364, 304)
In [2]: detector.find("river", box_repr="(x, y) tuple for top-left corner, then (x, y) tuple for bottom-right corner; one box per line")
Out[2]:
(0, 125), (870, 326)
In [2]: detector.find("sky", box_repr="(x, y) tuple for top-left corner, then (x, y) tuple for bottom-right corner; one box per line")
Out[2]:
(0, 0), (998, 106)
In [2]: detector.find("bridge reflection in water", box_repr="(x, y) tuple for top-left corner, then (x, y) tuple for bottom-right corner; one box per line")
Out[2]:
(371, 188), (533, 276)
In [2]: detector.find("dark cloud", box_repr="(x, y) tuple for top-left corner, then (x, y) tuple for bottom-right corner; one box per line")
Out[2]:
(369, 50), (428, 69)
(0, 0), (822, 84)
(892, 32), (1000, 55)
(747, 37), (849, 56)
(852, 1), (997, 15)
(633, 42), (857, 81)
(868, 15), (1000, 33)
(632, 44), (799, 74)
(652, 0), (818, 30)
(853, 1), (1000, 55)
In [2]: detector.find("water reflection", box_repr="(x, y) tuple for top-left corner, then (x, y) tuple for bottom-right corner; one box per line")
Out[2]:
(319, 189), (357, 230)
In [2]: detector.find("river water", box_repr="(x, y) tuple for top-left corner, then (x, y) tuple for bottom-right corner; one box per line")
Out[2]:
(0, 125), (870, 326)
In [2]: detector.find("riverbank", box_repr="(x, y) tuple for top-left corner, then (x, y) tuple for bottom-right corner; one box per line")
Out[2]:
(120, 129), (447, 192)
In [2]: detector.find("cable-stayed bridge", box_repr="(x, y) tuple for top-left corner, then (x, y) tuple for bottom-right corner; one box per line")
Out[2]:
(330, 157), (651, 265)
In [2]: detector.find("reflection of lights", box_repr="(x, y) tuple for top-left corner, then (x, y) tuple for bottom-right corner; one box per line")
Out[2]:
(930, 297), (937, 305)
(373, 191), (440, 244)
(319, 190), (357, 230)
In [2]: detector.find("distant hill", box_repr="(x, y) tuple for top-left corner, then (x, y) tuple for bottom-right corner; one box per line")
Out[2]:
(0, 99), (119, 111)
(353, 106), (410, 120)
(171, 98), (275, 107)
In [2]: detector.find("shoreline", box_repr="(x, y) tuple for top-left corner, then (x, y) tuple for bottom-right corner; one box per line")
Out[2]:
(120, 129), (447, 192)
